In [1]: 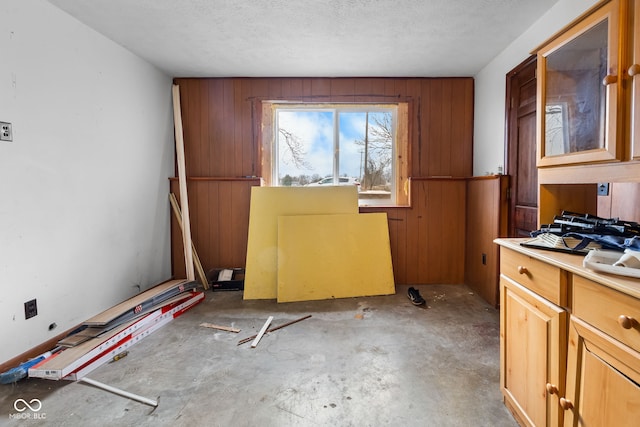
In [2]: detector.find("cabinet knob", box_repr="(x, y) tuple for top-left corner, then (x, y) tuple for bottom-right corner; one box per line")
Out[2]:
(559, 398), (573, 410)
(618, 315), (637, 329)
(517, 265), (528, 275)
(602, 74), (618, 86)
(629, 64), (640, 77)
(546, 383), (558, 395)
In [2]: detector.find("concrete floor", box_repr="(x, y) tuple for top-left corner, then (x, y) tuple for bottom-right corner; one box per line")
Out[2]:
(1, 284), (517, 427)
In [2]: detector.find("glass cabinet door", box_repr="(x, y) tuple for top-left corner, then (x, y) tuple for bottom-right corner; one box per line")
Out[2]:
(537, 0), (622, 166)
(630, 0), (640, 159)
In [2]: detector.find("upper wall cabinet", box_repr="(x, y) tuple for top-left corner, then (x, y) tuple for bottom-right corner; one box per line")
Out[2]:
(630, 0), (640, 159)
(536, 0), (625, 167)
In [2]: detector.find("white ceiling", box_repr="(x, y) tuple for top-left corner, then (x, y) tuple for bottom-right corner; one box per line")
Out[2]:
(48, 0), (559, 78)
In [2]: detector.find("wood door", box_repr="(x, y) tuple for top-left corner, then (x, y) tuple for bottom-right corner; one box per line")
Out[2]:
(506, 56), (538, 237)
(500, 275), (567, 427)
(563, 317), (640, 427)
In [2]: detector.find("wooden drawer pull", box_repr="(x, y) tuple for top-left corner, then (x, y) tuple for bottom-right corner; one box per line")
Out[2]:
(602, 74), (618, 86)
(546, 383), (558, 395)
(559, 398), (573, 410)
(629, 64), (640, 77)
(618, 315), (638, 329)
(517, 265), (528, 275)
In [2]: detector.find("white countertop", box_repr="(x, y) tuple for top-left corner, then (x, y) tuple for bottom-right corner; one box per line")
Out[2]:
(495, 238), (640, 300)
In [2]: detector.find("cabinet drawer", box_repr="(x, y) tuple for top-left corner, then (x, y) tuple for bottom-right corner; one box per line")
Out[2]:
(500, 248), (567, 306)
(573, 276), (640, 353)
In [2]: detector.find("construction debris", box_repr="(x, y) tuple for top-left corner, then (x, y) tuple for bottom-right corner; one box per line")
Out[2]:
(238, 315), (312, 346)
(251, 316), (274, 348)
(199, 323), (241, 333)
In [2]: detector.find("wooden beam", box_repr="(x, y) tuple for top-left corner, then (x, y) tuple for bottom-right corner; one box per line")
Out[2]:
(169, 193), (209, 289)
(172, 84), (195, 281)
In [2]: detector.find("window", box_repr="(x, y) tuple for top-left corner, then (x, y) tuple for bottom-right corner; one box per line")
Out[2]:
(261, 102), (409, 206)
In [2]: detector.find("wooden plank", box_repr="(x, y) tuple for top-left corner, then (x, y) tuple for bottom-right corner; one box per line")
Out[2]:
(237, 315), (312, 345)
(172, 84), (195, 281)
(251, 316), (273, 348)
(169, 193), (209, 289)
(199, 323), (241, 333)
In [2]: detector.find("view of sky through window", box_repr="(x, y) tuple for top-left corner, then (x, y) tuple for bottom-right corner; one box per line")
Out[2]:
(275, 107), (394, 190)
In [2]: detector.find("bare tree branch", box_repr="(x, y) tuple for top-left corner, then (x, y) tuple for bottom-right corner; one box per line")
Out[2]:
(278, 128), (313, 170)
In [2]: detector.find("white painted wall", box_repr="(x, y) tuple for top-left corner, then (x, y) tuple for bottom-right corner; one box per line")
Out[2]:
(0, 0), (174, 363)
(473, 0), (600, 176)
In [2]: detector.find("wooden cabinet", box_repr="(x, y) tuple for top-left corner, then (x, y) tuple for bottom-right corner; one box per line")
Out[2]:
(534, 0), (640, 227)
(500, 272), (567, 427)
(562, 276), (640, 426)
(537, 0), (624, 167)
(630, 0), (640, 159)
(496, 239), (640, 427)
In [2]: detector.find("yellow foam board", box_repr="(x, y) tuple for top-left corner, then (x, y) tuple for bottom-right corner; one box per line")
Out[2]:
(243, 186), (358, 300)
(277, 213), (395, 302)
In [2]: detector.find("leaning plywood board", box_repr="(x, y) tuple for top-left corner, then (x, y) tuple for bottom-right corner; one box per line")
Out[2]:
(243, 186), (358, 300)
(277, 213), (395, 302)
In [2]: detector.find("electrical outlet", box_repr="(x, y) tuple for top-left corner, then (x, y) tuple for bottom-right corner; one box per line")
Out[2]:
(24, 299), (38, 319)
(597, 183), (610, 196)
(0, 122), (13, 141)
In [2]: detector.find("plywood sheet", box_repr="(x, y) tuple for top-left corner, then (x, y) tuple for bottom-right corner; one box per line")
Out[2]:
(243, 186), (359, 300)
(277, 213), (395, 302)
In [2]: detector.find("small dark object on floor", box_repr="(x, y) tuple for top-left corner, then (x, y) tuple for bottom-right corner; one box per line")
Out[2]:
(407, 287), (426, 306)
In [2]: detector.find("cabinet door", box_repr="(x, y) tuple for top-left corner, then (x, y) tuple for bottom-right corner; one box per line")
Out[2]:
(500, 276), (568, 427)
(537, 0), (623, 166)
(630, 0), (640, 159)
(562, 317), (640, 426)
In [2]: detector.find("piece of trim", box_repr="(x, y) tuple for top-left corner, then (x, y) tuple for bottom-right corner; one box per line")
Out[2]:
(172, 84), (195, 281)
(169, 193), (208, 289)
(251, 316), (273, 348)
(79, 377), (157, 407)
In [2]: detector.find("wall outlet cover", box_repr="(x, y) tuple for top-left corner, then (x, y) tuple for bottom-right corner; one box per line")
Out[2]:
(0, 122), (13, 142)
(24, 299), (38, 319)
(597, 183), (610, 196)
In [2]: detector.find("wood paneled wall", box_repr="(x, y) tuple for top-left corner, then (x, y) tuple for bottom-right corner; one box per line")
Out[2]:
(171, 77), (474, 285)
(464, 176), (509, 307)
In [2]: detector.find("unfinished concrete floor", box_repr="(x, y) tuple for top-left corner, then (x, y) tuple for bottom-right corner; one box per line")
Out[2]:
(1, 284), (517, 427)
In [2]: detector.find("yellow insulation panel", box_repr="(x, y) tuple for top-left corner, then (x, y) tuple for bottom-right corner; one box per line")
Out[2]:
(243, 186), (358, 300)
(277, 213), (395, 302)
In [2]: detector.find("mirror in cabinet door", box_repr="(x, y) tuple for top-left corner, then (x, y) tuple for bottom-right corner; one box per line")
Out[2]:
(537, 0), (623, 167)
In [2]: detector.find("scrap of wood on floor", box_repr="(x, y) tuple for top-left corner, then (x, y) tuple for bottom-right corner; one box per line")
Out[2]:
(199, 323), (241, 333)
(250, 316), (274, 348)
(237, 315), (312, 346)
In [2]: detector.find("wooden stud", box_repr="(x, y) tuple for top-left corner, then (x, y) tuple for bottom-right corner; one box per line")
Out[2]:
(172, 84), (195, 281)
(169, 193), (209, 289)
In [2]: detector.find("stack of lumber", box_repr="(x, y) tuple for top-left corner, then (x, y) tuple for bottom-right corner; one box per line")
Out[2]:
(29, 279), (202, 381)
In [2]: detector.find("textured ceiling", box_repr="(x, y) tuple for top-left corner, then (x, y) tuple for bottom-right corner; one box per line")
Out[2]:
(48, 0), (559, 78)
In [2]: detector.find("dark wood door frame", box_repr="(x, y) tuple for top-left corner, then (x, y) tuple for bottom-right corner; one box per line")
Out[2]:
(505, 55), (538, 237)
